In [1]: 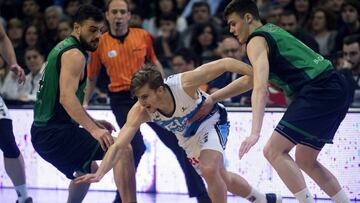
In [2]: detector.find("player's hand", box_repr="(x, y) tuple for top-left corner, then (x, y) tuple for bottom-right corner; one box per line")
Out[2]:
(10, 64), (26, 84)
(239, 133), (260, 159)
(188, 96), (215, 122)
(92, 128), (114, 151)
(96, 120), (116, 133)
(74, 172), (103, 184)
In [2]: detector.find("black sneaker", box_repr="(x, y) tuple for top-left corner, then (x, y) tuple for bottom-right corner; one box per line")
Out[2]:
(16, 197), (33, 203)
(265, 193), (282, 203)
(197, 195), (212, 203)
(113, 191), (122, 203)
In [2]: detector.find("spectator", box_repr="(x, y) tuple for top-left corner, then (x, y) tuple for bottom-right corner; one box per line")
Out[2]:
(129, 8), (145, 28)
(170, 47), (208, 91)
(64, 0), (82, 18)
(57, 18), (72, 41)
(280, 10), (319, 52)
(340, 34), (360, 106)
(310, 8), (337, 56)
(208, 36), (252, 105)
(181, 1), (223, 47)
(21, 0), (44, 29)
(44, 5), (64, 46)
(264, 3), (284, 26)
(154, 13), (184, 71)
(18, 47), (44, 103)
(145, 0), (188, 37)
(7, 18), (26, 71)
(334, 0), (360, 52)
(286, 0), (314, 30)
(189, 22), (220, 65)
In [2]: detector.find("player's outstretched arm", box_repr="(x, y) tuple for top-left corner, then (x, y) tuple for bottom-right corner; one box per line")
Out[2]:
(239, 36), (270, 159)
(75, 103), (150, 183)
(181, 58), (252, 95)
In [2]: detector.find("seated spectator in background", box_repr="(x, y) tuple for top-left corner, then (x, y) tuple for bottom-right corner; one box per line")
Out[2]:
(44, 5), (64, 46)
(18, 47), (44, 103)
(21, 0), (44, 30)
(322, 0), (345, 28)
(264, 3), (284, 26)
(23, 24), (51, 57)
(145, 0), (187, 37)
(181, 1), (223, 48)
(310, 8), (337, 57)
(189, 22), (220, 65)
(339, 34), (360, 107)
(171, 47), (208, 92)
(285, 0), (314, 31)
(208, 36), (251, 105)
(7, 18), (26, 72)
(64, 0), (82, 19)
(334, 0), (360, 52)
(154, 13), (184, 71)
(57, 18), (72, 41)
(280, 10), (319, 53)
(129, 8), (145, 28)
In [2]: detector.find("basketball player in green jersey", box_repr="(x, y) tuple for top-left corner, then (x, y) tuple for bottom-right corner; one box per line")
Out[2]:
(31, 5), (136, 203)
(194, 0), (352, 202)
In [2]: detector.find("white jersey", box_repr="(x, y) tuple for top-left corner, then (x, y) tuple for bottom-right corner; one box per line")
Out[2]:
(148, 74), (229, 174)
(148, 73), (207, 138)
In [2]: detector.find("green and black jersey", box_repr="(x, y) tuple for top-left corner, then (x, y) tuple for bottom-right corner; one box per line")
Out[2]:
(247, 23), (333, 99)
(33, 36), (88, 126)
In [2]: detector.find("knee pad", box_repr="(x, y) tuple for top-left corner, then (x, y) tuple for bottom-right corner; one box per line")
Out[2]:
(0, 119), (20, 158)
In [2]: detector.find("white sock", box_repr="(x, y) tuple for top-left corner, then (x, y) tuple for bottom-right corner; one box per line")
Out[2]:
(294, 188), (315, 203)
(245, 187), (266, 203)
(331, 189), (351, 203)
(14, 184), (28, 203)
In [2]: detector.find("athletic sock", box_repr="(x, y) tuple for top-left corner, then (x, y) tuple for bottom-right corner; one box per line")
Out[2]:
(245, 187), (267, 203)
(331, 189), (351, 203)
(294, 188), (315, 203)
(14, 184), (28, 203)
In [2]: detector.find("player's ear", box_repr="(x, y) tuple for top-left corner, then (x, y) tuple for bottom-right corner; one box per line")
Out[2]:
(244, 13), (252, 24)
(73, 22), (81, 34)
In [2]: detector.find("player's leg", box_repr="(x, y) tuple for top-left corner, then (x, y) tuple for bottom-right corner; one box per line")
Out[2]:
(67, 162), (98, 203)
(147, 122), (210, 202)
(295, 145), (350, 203)
(198, 149), (227, 203)
(0, 118), (32, 203)
(263, 132), (314, 203)
(220, 168), (281, 203)
(110, 93), (145, 203)
(113, 144), (137, 203)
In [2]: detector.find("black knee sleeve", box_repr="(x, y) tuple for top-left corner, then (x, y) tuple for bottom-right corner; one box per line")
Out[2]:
(0, 119), (20, 158)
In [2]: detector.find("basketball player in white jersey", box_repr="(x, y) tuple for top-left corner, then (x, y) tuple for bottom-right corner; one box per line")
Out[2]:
(75, 59), (281, 203)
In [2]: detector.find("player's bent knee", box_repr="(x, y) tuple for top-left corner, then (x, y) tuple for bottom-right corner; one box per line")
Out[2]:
(199, 163), (219, 178)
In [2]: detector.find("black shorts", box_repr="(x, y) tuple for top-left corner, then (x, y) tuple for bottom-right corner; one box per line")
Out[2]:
(275, 70), (352, 150)
(31, 123), (105, 179)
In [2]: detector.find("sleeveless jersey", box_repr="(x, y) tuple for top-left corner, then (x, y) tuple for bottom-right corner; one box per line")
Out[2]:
(148, 74), (209, 138)
(247, 23), (333, 98)
(33, 36), (88, 126)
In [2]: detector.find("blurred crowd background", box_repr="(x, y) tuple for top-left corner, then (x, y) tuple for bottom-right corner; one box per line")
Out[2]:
(0, 0), (359, 108)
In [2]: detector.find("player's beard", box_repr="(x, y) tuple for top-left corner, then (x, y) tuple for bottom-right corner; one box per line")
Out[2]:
(79, 34), (98, 52)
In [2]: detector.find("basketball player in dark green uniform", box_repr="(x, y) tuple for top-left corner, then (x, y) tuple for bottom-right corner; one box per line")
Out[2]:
(31, 5), (136, 203)
(194, 0), (352, 203)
